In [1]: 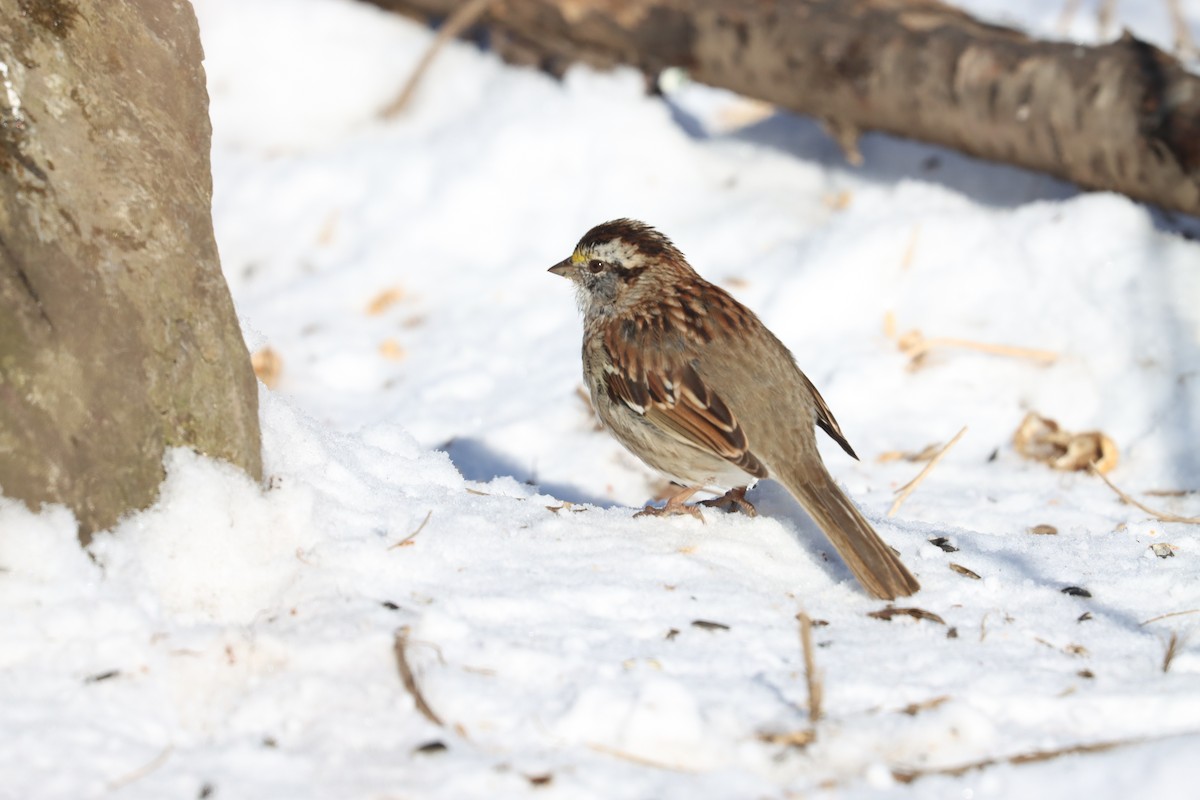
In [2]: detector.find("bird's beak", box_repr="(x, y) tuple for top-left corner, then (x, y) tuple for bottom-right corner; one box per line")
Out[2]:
(548, 258), (577, 278)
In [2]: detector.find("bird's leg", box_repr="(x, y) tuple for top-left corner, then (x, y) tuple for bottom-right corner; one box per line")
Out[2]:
(636, 485), (704, 520)
(699, 486), (757, 517)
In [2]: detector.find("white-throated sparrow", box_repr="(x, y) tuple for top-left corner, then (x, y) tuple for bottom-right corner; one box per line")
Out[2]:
(550, 219), (919, 600)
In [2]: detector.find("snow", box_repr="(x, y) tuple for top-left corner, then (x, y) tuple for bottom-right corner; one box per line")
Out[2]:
(3, 0), (1200, 797)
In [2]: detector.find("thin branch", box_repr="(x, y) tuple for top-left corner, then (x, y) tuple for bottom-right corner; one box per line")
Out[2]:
(888, 426), (967, 518)
(1090, 467), (1200, 524)
(381, 0), (497, 118)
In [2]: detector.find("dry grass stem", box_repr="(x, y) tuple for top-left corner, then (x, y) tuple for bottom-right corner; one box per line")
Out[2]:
(895, 329), (1057, 370)
(389, 510), (433, 550)
(1140, 609), (1200, 626)
(893, 738), (1138, 784)
(394, 628), (444, 727)
(901, 695), (951, 716)
(587, 743), (697, 772)
(106, 746), (173, 790)
(1163, 632), (1180, 673)
(381, 0), (496, 118)
(888, 426), (967, 518)
(1091, 467), (1200, 524)
(877, 442), (941, 464)
(797, 611), (824, 724)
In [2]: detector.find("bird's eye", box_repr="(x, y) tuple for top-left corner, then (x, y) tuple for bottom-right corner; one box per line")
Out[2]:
(588, 259), (605, 273)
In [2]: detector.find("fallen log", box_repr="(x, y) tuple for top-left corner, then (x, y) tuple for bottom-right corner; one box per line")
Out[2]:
(364, 0), (1200, 217)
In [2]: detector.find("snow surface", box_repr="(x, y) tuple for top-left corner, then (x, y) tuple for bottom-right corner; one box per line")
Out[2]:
(3, 0), (1200, 797)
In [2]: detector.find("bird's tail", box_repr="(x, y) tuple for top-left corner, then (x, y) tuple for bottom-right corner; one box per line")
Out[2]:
(777, 463), (920, 600)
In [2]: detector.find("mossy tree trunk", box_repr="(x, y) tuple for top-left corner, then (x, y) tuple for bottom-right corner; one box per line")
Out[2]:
(0, 0), (262, 543)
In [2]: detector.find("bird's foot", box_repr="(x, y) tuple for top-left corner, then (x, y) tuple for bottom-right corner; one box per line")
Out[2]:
(635, 486), (704, 521)
(699, 487), (757, 517)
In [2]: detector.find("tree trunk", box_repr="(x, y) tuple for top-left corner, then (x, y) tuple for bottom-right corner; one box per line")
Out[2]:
(0, 0), (262, 542)
(364, 0), (1200, 218)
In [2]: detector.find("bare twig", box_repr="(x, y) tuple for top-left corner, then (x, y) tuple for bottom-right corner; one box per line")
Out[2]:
(1090, 467), (1200, 524)
(381, 0), (497, 118)
(389, 510), (433, 549)
(394, 628), (444, 727)
(888, 426), (967, 518)
(797, 611), (823, 724)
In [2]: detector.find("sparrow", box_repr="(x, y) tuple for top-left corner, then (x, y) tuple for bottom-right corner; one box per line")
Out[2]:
(550, 219), (919, 600)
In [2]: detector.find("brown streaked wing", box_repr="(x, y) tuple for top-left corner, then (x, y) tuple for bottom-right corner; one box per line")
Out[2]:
(601, 318), (767, 480)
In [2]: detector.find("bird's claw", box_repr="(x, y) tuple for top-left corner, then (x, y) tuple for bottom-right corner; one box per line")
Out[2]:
(698, 487), (757, 517)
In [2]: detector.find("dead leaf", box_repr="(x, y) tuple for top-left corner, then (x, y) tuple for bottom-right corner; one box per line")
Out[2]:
(757, 729), (816, 747)
(366, 286), (406, 316)
(691, 620), (730, 631)
(822, 189), (853, 211)
(928, 536), (958, 552)
(1013, 412), (1118, 474)
(251, 346), (283, 389)
(1028, 524), (1058, 535)
(379, 338), (407, 361)
(317, 209), (340, 246)
(949, 563), (981, 580)
(868, 606), (946, 625)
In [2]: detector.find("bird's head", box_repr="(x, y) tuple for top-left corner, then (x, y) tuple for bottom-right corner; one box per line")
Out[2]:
(549, 218), (689, 319)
